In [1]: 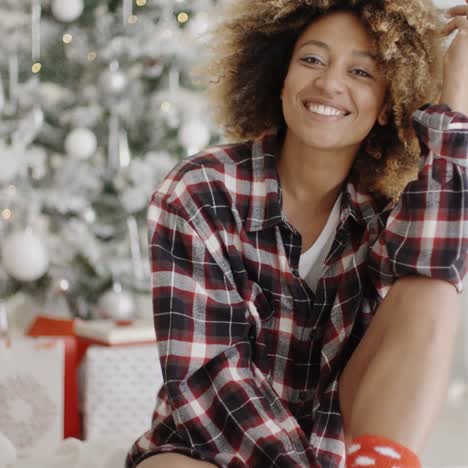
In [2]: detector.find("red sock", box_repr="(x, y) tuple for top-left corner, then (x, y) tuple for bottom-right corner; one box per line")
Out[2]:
(346, 434), (421, 468)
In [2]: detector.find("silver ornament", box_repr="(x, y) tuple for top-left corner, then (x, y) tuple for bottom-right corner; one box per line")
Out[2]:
(96, 282), (136, 321)
(99, 61), (128, 98)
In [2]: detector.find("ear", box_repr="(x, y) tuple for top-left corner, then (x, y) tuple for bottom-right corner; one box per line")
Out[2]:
(377, 101), (391, 126)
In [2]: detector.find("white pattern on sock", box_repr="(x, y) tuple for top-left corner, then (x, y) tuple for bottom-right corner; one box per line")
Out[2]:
(374, 446), (401, 459)
(348, 444), (361, 455)
(353, 456), (375, 466)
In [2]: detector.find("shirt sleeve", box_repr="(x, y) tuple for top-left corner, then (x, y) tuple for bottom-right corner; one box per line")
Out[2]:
(367, 103), (468, 299)
(130, 194), (315, 467)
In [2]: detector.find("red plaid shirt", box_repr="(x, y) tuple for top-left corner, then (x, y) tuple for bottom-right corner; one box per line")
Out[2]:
(127, 104), (468, 467)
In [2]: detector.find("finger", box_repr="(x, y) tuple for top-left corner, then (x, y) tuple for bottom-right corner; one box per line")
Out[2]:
(445, 5), (468, 17)
(443, 18), (468, 36)
(442, 16), (468, 35)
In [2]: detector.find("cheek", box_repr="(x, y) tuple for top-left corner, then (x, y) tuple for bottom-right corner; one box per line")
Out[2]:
(363, 83), (387, 112)
(281, 78), (299, 115)
(356, 90), (385, 127)
(282, 67), (308, 99)
(281, 75), (295, 101)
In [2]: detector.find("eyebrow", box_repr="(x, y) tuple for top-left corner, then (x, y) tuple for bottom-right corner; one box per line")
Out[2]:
(298, 39), (377, 61)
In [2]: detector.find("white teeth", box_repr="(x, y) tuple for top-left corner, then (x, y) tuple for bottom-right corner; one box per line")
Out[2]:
(306, 103), (346, 116)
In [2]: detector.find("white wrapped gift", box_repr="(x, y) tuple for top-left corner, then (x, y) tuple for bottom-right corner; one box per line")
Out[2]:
(81, 343), (163, 440)
(0, 337), (64, 457)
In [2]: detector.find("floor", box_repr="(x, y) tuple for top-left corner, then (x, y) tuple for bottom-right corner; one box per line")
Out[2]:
(421, 309), (468, 467)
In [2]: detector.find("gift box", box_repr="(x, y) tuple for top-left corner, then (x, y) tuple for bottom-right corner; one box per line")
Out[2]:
(0, 337), (64, 457)
(25, 316), (158, 441)
(74, 318), (155, 345)
(74, 318), (156, 364)
(26, 315), (80, 439)
(76, 319), (160, 439)
(81, 343), (163, 440)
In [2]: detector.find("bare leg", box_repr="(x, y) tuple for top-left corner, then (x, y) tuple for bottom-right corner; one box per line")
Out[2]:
(339, 276), (460, 454)
(138, 453), (218, 468)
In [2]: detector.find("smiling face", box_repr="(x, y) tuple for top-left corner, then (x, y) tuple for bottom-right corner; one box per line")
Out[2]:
(281, 10), (389, 154)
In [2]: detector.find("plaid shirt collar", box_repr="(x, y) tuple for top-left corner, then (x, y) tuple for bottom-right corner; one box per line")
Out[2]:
(245, 130), (396, 233)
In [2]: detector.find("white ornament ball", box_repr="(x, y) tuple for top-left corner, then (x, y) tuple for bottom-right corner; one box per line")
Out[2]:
(51, 0), (84, 23)
(99, 68), (128, 98)
(97, 287), (135, 321)
(178, 119), (211, 153)
(64, 128), (97, 160)
(2, 230), (49, 282)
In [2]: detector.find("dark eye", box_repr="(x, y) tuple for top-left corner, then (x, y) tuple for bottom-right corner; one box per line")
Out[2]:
(353, 69), (373, 78)
(301, 57), (323, 65)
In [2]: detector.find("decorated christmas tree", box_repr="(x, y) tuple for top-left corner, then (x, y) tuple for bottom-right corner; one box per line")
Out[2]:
(0, 0), (224, 321)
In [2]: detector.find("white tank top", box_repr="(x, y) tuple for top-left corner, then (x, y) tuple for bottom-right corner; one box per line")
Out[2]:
(298, 193), (342, 293)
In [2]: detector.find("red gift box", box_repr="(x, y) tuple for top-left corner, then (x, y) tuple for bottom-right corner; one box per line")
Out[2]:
(27, 315), (80, 439)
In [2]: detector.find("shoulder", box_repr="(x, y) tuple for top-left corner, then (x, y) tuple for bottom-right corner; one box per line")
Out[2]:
(150, 140), (254, 220)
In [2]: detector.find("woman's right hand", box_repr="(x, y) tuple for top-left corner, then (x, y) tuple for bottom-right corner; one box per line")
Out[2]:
(439, 1), (468, 115)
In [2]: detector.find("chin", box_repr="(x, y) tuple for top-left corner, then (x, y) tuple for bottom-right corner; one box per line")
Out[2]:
(300, 135), (345, 150)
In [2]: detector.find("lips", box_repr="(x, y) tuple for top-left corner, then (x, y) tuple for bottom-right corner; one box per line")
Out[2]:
(302, 99), (351, 115)
(302, 103), (350, 123)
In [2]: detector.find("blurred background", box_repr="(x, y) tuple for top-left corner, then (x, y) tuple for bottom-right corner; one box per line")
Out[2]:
(0, 0), (466, 466)
(0, 0), (228, 324)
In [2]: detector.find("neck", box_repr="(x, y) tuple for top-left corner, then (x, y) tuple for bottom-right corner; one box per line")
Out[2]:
(277, 130), (357, 212)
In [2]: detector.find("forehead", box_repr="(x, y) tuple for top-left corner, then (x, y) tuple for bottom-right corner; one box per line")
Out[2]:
(295, 11), (374, 54)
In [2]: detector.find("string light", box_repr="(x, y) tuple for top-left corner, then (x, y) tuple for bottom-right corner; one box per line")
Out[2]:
(128, 15), (138, 24)
(32, 62), (41, 73)
(177, 12), (189, 24)
(161, 101), (172, 112)
(63, 33), (73, 44)
(1, 209), (12, 220)
(59, 279), (70, 291)
(88, 52), (97, 61)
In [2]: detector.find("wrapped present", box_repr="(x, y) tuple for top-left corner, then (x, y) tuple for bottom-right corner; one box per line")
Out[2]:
(26, 315), (80, 439)
(81, 343), (163, 440)
(74, 318), (155, 345)
(74, 318), (155, 365)
(0, 337), (64, 457)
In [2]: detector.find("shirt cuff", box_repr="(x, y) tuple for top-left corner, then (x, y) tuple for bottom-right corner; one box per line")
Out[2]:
(412, 103), (468, 168)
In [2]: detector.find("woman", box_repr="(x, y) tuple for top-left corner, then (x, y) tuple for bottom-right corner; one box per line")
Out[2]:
(127, 1), (468, 467)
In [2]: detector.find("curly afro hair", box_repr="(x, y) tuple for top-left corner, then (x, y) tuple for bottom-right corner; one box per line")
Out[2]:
(194, 0), (446, 202)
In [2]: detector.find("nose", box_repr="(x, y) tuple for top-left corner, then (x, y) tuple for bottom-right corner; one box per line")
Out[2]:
(313, 65), (346, 95)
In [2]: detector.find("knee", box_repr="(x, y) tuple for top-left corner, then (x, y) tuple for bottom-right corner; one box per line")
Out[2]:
(137, 453), (218, 468)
